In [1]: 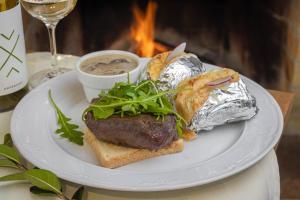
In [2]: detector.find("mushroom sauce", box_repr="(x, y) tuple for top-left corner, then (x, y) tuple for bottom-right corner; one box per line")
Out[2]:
(80, 54), (138, 76)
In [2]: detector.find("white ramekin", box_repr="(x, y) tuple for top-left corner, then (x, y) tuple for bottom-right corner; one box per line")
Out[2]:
(76, 50), (144, 102)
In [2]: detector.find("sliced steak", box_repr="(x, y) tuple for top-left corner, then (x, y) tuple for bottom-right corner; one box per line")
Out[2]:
(85, 112), (178, 150)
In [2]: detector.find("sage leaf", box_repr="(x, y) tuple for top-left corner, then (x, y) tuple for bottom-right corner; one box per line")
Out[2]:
(24, 169), (62, 195)
(0, 144), (21, 164)
(3, 133), (13, 147)
(30, 186), (57, 195)
(0, 172), (25, 181)
(0, 159), (18, 169)
(71, 186), (85, 200)
(48, 90), (84, 146)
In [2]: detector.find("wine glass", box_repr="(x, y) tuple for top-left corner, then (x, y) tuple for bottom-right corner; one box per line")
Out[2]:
(20, 0), (78, 88)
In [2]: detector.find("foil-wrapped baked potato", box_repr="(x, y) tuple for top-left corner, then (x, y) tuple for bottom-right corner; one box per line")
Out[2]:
(175, 68), (240, 123)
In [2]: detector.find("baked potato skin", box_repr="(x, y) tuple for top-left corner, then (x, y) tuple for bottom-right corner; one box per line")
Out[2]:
(175, 68), (240, 122)
(147, 52), (170, 80)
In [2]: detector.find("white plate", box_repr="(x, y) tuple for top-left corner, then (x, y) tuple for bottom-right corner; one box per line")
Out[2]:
(10, 63), (283, 191)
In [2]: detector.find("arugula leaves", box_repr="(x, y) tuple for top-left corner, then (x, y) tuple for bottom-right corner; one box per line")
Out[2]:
(48, 79), (185, 142)
(83, 80), (185, 136)
(48, 90), (84, 145)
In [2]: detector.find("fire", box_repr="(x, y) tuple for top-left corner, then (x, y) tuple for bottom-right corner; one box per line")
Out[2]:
(130, 1), (167, 57)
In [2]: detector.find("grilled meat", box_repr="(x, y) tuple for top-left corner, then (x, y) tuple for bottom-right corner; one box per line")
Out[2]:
(85, 112), (178, 150)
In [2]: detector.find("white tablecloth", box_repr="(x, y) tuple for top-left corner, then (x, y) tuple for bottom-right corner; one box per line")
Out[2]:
(0, 52), (280, 200)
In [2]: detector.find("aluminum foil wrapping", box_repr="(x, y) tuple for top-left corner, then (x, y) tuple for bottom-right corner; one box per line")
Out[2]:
(146, 52), (258, 131)
(188, 78), (258, 132)
(155, 53), (205, 91)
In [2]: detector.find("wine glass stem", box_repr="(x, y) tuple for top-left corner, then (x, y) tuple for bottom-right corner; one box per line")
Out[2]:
(46, 23), (58, 67)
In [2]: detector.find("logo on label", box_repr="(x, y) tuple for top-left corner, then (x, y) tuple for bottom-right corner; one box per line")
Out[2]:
(0, 30), (23, 78)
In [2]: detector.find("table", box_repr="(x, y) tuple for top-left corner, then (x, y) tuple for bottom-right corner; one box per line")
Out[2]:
(0, 53), (295, 200)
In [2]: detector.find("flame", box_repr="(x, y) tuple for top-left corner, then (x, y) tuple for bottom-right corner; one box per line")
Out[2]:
(130, 1), (167, 57)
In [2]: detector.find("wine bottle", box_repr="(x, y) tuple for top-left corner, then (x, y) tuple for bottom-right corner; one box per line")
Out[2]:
(0, 0), (28, 112)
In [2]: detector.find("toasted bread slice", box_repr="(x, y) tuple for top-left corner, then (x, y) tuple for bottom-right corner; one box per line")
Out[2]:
(85, 128), (184, 169)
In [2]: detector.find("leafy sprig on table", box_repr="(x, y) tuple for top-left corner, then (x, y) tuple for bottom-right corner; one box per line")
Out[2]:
(49, 90), (84, 145)
(0, 133), (85, 200)
(83, 79), (185, 136)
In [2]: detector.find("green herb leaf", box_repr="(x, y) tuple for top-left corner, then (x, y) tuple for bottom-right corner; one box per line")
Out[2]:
(48, 90), (84, 145)
(0, 144), (21, 164)
(0, 172), (25, 181)
(92, 107), (114, 119)
(30, 186), (57, 195)
(0, 169), (62, 195)
(176, 119), (183, 137)
(24, 169), (62, 195)
(0, 159), (19, 169)
(3, 133), (13, 147)
(71, 186), (85, 200)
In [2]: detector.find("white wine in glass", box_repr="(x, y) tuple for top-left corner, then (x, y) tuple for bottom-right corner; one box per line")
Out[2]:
(21, 0), (77, 23)
(20, 0), (78, 88)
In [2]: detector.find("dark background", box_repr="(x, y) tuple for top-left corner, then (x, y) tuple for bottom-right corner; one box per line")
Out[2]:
(23, 0), (289, 88)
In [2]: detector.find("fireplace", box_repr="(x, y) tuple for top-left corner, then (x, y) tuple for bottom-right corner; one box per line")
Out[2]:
(22, 0), (297, 90)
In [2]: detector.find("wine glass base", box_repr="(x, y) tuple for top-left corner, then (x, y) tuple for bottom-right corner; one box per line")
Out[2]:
(28, 68), (71, 89)
(26, 52), (79, 89)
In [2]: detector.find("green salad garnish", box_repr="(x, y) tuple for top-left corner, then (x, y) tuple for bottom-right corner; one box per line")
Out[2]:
(49, 90), (84, 145)
(83, 79), (185, 136)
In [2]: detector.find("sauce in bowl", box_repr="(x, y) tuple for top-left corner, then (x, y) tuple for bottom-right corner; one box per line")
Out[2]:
(76, 50), (142, 102)
(80, 54), (138, 76)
